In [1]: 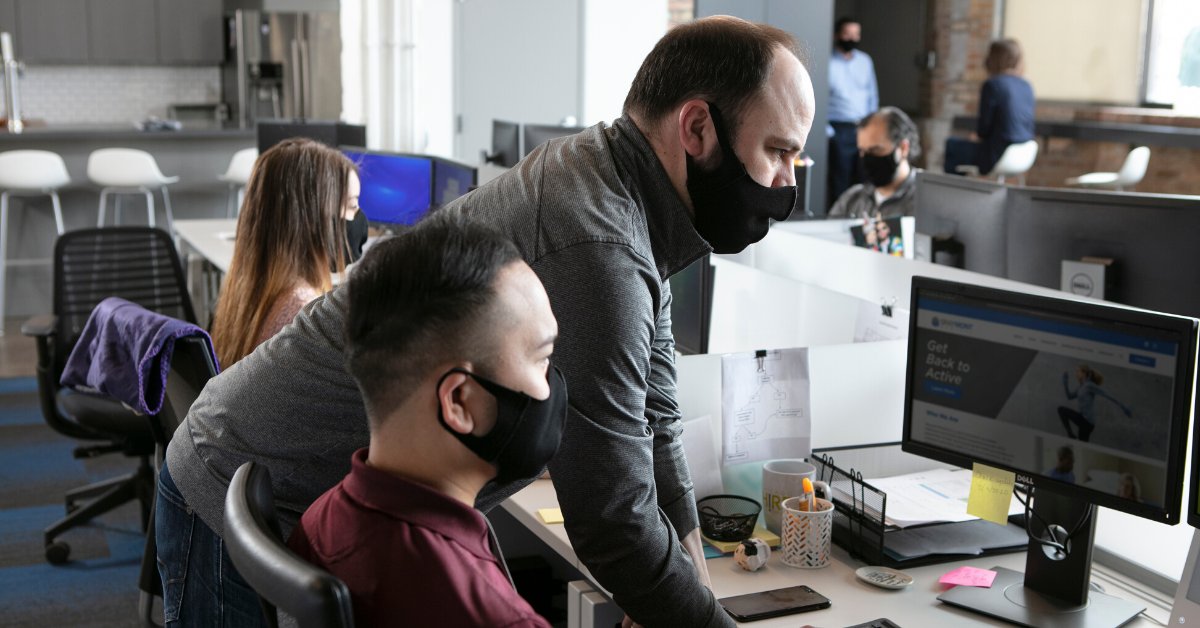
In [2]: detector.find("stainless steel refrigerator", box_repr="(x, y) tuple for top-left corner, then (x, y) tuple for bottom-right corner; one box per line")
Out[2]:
(222, 9), (342, 128)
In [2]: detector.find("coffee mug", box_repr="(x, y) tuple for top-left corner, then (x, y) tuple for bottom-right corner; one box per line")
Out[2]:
(762, 459), (817, 535)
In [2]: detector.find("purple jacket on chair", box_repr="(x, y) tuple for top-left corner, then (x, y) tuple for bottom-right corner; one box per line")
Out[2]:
(60, 297), (218, 415)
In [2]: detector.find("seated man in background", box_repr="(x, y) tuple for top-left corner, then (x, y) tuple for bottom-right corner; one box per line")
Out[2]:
(827, 106), (920, 220)
(288, 213), (560, 627)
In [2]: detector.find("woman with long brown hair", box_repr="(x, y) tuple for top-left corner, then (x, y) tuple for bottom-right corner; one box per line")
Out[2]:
(210, 138), (358, 367)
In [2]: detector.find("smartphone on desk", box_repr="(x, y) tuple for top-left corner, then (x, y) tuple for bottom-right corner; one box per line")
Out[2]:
(718, 584), (831, 622)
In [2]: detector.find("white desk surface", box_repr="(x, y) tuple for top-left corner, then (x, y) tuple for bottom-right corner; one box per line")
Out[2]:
(175, 218), (237, 274)
(502, 479), (1170, 627)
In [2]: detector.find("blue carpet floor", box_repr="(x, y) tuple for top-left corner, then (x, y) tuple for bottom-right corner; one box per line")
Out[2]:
(0, 377), (148, 627)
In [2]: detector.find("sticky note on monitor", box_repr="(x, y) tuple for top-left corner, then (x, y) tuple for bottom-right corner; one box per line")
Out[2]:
(967, 463), (1015, 525)
(537, 508), (564, 524)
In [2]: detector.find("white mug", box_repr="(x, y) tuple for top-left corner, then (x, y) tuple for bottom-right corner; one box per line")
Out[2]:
(762, 459), (824, 535)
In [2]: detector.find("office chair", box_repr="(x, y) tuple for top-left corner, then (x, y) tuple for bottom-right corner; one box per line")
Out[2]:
(1065, 146), (1151, 192)
(22, 227), (195, 564)
(137, 333), (220, 627)
(225, 462), (357, 628)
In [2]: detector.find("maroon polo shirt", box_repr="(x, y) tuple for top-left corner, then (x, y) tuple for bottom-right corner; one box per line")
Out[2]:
(287, 448), (551, 628)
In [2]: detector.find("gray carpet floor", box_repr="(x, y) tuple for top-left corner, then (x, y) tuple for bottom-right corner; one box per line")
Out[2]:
(0, 377), (150, 627)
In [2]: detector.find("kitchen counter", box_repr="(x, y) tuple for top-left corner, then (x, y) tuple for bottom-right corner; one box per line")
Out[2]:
(0, 125), (256, 142)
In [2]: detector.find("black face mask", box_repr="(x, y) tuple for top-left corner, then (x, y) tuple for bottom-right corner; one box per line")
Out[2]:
(437, 365), (568, 484)
(685, 103), (798, 254)
(837, 39), (859, 52)
(860, 149), (901, 187)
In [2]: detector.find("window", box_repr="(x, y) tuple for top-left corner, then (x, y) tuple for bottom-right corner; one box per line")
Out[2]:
(1144, 0), (1200, 107)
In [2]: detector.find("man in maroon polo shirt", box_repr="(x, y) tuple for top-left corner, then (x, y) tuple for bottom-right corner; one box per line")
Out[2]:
(287, 213), (562, 627)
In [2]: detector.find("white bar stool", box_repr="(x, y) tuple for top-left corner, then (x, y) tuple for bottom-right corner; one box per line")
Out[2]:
(0, 149), (70, 329)
(87, 148), (179, 233)
(218, 147), (258, 217)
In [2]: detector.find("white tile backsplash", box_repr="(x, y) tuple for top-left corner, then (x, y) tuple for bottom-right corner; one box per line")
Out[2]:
(13, 65), (221, 125)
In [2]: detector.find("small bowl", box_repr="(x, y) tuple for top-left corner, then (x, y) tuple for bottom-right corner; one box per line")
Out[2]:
(697, 495), (761, 542)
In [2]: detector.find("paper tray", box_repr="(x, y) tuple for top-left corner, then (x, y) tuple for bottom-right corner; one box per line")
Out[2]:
(812, 453), (1027, 568)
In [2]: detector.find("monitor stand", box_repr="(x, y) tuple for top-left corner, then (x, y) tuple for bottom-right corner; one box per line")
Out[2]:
(938, 490), (1144, 628)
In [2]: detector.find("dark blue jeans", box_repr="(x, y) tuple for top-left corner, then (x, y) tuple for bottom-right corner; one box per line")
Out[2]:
(943, 136), (982, 175)
(156, 462), (268, 627)
(827, 121), (861, 208)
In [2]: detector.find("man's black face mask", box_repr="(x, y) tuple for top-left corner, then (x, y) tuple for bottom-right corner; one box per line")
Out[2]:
(685, 102), (798, 254)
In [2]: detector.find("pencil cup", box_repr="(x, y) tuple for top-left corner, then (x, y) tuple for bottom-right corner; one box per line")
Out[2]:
(780, 496), (834, 569)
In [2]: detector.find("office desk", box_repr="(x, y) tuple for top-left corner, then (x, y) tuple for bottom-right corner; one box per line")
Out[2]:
(502, 479), (1171, 627)
(174, 218), (237, 326)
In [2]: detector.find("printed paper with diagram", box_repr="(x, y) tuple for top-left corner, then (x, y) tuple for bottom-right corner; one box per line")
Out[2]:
(721, 348), (811, 465)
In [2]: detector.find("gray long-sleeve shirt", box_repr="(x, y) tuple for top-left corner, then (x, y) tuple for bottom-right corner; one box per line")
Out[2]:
(166, 117), (727, 627)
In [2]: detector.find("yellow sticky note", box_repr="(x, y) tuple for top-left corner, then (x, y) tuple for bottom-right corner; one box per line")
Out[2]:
(537, 508), (564, 524)
(967, 463), (1016, 525)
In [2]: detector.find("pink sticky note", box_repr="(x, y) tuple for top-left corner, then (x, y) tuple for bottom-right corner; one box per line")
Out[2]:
(938, 566), (998, 588)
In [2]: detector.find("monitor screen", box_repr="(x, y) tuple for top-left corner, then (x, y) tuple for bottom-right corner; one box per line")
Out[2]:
(669, 255), (714, 355)
(490, 119), (521, 168)
(904, 277), (1196, 524)
(522, 123), (587, 157)
(431, 157), (478, 208)
(342, 149), (433, 226)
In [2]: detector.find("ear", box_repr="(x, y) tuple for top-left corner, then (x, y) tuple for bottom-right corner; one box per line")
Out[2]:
(677, 99), (721, 162)
(437, 371), (476, 435)
(898, 138), (910, 160)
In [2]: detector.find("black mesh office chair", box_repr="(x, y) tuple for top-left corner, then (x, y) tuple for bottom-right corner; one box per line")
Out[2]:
(225, 462), (356, 628)
(137, 334), (220, 627)
(22, 227), (195, 564)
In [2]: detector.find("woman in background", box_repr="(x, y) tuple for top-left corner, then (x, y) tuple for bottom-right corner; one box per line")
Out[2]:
(944, 38), (1035, 175)
(210, 138), (358, 367)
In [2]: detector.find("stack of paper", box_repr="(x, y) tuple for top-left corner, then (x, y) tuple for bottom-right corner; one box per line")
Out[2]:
(865, 468), (1024, 528)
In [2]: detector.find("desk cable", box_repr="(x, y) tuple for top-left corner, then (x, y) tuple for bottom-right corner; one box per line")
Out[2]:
(1012, 484), (1093, 558)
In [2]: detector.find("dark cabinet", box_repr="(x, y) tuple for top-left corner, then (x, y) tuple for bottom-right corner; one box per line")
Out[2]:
(157, 0), (223, 64)
(88, 0), (158, 63)
(0, 1), (16, 35)
(17, 0), (89, 63)
(11, 0), (222, 65)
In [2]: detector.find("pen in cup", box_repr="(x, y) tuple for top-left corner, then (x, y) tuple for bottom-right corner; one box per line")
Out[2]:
(801, 477), (814, 511)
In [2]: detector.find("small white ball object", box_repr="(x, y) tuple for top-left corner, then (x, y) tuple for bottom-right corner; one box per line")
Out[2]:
(734, 538), (771, 571)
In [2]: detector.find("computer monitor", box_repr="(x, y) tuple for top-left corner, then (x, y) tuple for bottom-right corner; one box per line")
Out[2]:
(904, 276), (1197, 627)
(522, 123), (587, 157)
(669, 255), (715, 355)
(341, 148), (433, 226)
(487, 119), (521, 168)
(914, 172), (1008, 277)
(1005, 186), (1200, 319)
(430, 156), (478, 208)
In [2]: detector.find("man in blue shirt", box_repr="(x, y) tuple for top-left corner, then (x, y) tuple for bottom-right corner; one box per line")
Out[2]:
(827, 16), (878, 208)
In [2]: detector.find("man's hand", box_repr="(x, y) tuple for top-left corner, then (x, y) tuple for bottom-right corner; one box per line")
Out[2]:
(620, 528), (713, 627)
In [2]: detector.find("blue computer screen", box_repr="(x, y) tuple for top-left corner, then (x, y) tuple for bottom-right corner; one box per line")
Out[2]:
(432, 159), (477, 207)
(342, 149), (433, 225)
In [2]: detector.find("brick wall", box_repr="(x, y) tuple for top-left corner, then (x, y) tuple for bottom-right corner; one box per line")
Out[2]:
(921, 0), (1200, 196)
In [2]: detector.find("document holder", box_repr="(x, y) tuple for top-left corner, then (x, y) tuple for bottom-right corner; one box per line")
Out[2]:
(812, 453), (1026, 568)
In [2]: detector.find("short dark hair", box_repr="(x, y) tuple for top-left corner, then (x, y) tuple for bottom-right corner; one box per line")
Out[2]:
(345, 211), (523, 420)
(859, 106), (922, 162)
(985, 38), (1023, 75)
(623, 16), (800, 142)
(835, 17), (860, 35)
